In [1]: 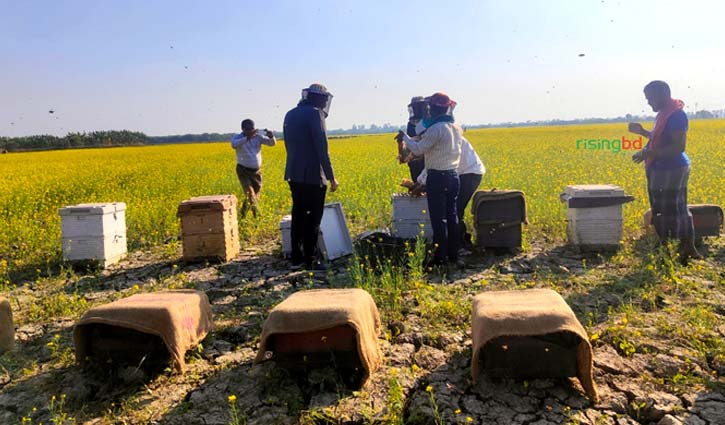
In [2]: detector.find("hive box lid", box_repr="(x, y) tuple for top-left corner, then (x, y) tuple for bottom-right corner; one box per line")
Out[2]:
(177, 195), (237, 215)
(563, 185), (624, 198)
(319, 203), (354, 260)
(59, 202), (126, 216)
(391, 193), (427, 200)
(279, 206), (353, 261)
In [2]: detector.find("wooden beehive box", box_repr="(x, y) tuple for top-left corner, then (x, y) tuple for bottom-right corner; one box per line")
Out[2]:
(58, 202), (127, 267)
(481, 332), (580, 378)
(471, 289), (599, 401)
(177, 195), (239, 262)
(270, 325), (359, 366)
(80, 323), (169, 369)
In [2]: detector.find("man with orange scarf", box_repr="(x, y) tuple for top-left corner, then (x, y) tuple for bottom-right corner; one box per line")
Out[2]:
(628, 80), (700, 261)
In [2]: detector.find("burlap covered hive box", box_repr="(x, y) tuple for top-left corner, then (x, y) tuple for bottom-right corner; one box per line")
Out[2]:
(0, 297), (14, 353)
(177, 195), (240, 262)
(643, 204), (723, 238)
(255, 288), (382, 386)
(74, 290), (212, 371)
(471, 288), (598, 401)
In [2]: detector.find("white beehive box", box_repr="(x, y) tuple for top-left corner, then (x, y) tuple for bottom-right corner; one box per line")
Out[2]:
(392, 194), (432, 240)
(280, 203), (353, 261)
(563, 184), (625, 198)
(59, 202), (127, 267)
(561, 185), (625, 246)
(566, 211), (623, 245)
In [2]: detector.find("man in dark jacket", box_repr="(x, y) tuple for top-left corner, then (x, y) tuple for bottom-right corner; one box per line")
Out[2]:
(283, 83), (338, 270)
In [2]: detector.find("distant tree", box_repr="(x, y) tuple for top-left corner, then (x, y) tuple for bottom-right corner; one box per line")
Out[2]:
(692, 110), (715, 119)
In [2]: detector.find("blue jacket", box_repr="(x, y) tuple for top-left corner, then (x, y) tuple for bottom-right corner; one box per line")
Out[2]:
(283, 101), (335, 185)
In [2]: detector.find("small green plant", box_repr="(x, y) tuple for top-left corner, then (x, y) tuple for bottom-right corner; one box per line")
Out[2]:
(28, 291), (88, 322)
(299, 407), (338, 425)
(425, 385), (443, 425)
(611, 332), (637, 357)
(350, 237), (426, 321)
(46, 334), (75, 366)
(227, 394), (246, 425)
(20, 405), (39, 424)
(602, 307), (641, 357)
(48, 394), (75, 424)
(406, 236), (427, 284)
(629, 399), (648, 421)
(668, 371), (706, 393)
(643, 241), (683, 287)
(0, 259), (14, 291)
(386, 368), (404, 425)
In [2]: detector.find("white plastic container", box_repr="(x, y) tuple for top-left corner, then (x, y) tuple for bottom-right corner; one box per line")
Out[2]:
(392, 194), (432, 240)
(280, 203), (353, 261)
(59, 202), (127, 267)
(561, 185), (627, 247)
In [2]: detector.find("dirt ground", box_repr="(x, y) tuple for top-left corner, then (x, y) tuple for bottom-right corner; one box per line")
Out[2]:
(0, 235), (723, 425)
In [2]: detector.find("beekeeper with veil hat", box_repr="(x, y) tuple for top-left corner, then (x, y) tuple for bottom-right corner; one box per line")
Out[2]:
(397, 96), (429, 181)
(399, 92), (464, 267)
(283, 83), (338, 270)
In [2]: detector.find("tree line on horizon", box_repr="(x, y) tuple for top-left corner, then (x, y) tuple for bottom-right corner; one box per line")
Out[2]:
(2, 110), (722, 153)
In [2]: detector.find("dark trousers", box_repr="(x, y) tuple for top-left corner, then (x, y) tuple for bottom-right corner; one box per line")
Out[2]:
(457, 173), (482, 247)
(426, 169), (460, 262)
(646, 166), (693, 240)
(289, 181), (327, 265)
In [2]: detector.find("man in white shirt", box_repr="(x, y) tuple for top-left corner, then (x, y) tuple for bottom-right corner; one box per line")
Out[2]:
(417, 138), (485, 251)
(402, 92), (463, 267)
(231, 119), (276, 218)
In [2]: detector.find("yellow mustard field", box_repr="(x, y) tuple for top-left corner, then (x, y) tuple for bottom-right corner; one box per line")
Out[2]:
(1, 120), (723, 276)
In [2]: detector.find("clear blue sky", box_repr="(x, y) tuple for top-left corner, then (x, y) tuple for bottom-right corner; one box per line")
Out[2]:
(1, 0), (723, 137)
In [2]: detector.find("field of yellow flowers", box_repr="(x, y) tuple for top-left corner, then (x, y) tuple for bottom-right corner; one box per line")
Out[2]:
(0, 120), (723, 424)
(1, 120), (723, 279)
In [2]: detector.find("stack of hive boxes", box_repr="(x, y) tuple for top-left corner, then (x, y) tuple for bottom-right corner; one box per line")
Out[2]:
(177, 195), (239, 262)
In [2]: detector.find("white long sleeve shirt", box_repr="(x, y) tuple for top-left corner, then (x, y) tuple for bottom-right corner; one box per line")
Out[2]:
(231, 133), (276, 169)
(404, 121), (462, 171)
(416, 138), (485, 185)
